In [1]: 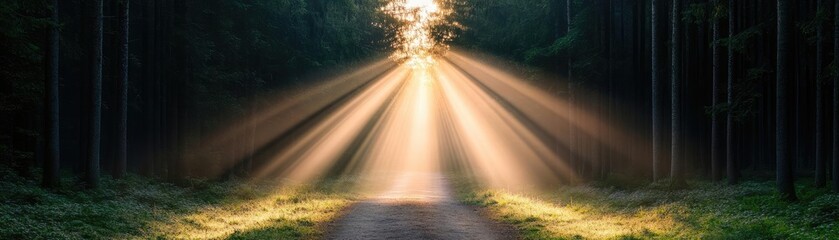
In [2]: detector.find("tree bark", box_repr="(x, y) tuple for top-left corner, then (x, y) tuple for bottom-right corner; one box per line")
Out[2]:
(671, 0), (685, 186)
(85, 0), (104, 188)
(726, 0), (738, 185)
(776, 0), (797, 201)
(114, 0), (130, 179)
(711, 0), (725, 182)
(567, 0), (578, 180)
(651, 0), (664, 182)
(833, 0), (839, 193)
(605, 0), (614, 180)
(815, 0), (826, 188)
(142, 0), (158, 177)
(42, 0), (61, 189)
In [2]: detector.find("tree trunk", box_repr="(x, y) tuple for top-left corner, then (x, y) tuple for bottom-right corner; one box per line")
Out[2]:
(833, 0), (839, 193)
(114, 0), (130, 179)
(567, 0), (577, 180)
(85, 0), (104, 188)
(42, 0), (61, 189)
(776, 0), (797, 201)
(170, 0), (188, 183)
(605, 0), (614, 180)
(711, 0), (725, 182)
(726, 0), (738, 185)
(142, 0), (156, 177)
(815, 0), (827, 188)
(671, 0), (685, 186)
(651, 0), (664, 181)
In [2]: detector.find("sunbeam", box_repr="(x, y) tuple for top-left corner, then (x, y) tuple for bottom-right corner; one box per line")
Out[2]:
(182, 0), (656, 198)
(383, 0), (452, 68)
(188, 48), (655, 195)
(8, 0), (837, 239)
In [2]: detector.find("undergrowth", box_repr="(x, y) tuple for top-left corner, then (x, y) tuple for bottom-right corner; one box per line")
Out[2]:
(0, 167), (355, 239)
(457, 179), (839, 240)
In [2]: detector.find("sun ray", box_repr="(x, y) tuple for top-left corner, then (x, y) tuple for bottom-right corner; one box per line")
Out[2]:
(382, 0), (452, 68)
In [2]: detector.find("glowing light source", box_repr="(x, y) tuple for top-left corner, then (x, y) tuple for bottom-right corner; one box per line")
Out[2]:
(405, 0), (438, 10)
(382, 0), (452, 69)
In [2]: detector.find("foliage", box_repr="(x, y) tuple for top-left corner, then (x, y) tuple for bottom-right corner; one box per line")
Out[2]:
(683, 3), (709, 25)
(454, 0), (556, 63)
(0, 0), (393, 172)
(720, 25), (765, 53)
(729, 68), (768, 121)
(0, 0), (49, 170)
(182, 0), (389, 127)
(684, 1), (727, 25)
(798, 5), (831, 45)
(0, 166), (355, 239)
(456, 0), (606, 86)
(706, 68), (769, 122)
(456, 179), (839, 240)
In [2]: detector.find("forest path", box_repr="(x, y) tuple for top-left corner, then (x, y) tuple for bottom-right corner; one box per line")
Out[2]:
(321, 52), (518, 239)
(325, 172), (516, 240)
(317, 51), (555, 239)
(238, 50), (568, 239)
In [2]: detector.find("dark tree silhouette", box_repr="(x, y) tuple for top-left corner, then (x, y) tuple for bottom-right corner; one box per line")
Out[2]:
(776, 0), (796, 201)
(834, 0), (839, 193)
(42, 0), (60, 189)
(566, 0), (577, 179)
(603, 0), (614, 180)
(114, 0), (129, 179)
(651, 0), (664, 182)
(710, 0), (725, 182)
(726, 0), (738, 185)
(815, 0), (826, 188)
(670, 0), (685, 186)
(85, 0), (104, 188)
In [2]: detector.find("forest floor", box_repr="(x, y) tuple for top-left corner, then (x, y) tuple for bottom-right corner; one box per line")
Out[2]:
(0, 167), (356, 239)
(3, 164), (839, 240)
(325, 172), (516, 240)
(455, 177), (839, 239)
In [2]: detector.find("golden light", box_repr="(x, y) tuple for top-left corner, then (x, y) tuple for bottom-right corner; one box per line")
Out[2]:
(182, 45), (664, 203)
(382, 0), (451, 69)
(179, 0), (657, 204)
(129, 1), (707, 239)
(404, 0), (438, 11)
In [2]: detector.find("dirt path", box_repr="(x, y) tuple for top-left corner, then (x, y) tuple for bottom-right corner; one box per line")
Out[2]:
(325, 173), (516, 240)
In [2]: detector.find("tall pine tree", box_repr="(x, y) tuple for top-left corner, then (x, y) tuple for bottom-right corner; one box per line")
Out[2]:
(85, 0), (104, 188)
(42, 0), (60, 189)
(776, 0), (796, 201)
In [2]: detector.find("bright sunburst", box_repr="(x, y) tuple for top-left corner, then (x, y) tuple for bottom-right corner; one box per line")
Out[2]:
(382, 0), (452, 68)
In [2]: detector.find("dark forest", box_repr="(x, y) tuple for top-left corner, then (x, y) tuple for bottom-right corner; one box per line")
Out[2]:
(1, 0), (838, 239)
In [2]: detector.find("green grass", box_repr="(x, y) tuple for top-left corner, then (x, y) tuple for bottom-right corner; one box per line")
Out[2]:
(6, 165), (837, 240)
(456, 179), (839, 240)
(0, 167), (355, 239)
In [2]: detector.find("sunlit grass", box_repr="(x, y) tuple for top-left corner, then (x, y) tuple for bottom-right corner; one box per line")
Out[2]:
(459, 190), (677, 239)
(142, 185), (354, 239)
(0, 166), (355, 239)
(456, 178), (839, 239)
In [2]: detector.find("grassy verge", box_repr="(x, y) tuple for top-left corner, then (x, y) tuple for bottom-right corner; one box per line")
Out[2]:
(0, 167), (355, 239)
(456, 179), (839, 239)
